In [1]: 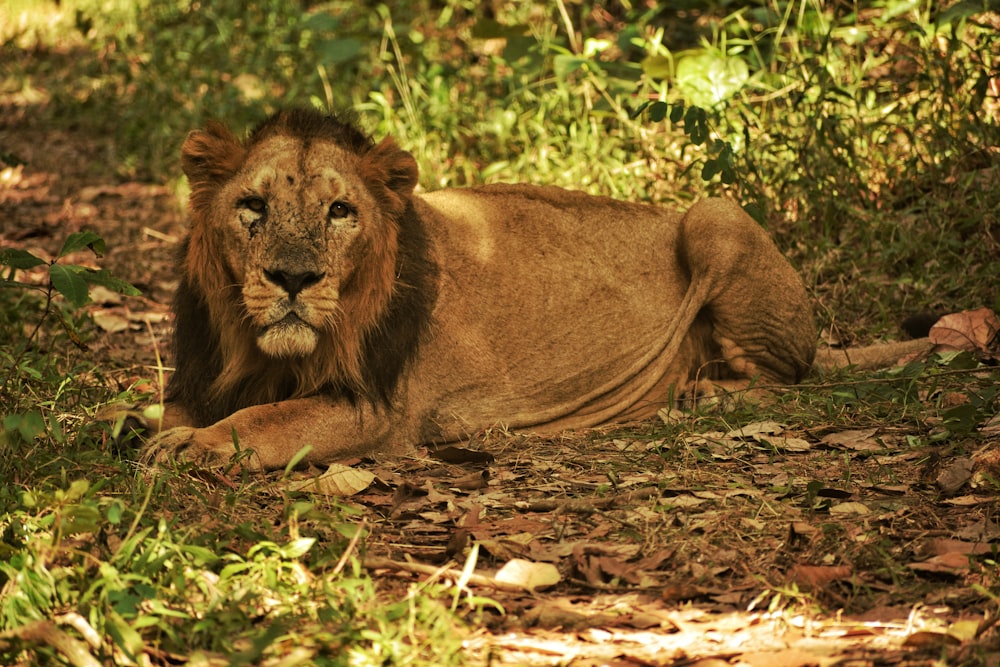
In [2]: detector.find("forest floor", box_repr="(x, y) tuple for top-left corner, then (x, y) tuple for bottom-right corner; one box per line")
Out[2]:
(3, 104), (1000, 666)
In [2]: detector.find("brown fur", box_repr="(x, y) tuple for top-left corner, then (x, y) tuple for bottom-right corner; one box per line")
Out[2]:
(142, 109), (926, 470)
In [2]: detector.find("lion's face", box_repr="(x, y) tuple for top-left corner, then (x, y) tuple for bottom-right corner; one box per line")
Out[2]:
(181, 113), (418, 367)
(214, 136), (381, 357)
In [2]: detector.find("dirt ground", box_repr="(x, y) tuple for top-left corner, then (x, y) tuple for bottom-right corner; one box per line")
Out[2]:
(2, 106), (999, 666)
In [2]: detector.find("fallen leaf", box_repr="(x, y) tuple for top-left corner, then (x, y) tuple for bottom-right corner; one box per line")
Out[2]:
(494, 558), (561, 591)
(521, 599), (610, 630)
(936, 457), (974, 495)
(91, 308), (130, 333)
(829, 501), (871, 516)
(820, 428), (882, 451)
(947, 619), (982, 642)
(88, 285), (124, 305)
(788, 564), (853, 589)
(942, 495), (988, 506)
(287, 463), (374, 496)
(450, 470), (490, 491)
(925, 538), (995, 557)
(903, 630), (962, 647)
(738, 648), (825, 667)
(907, 552), (969, 575)
(929, 307), (1000, 358)
(725, 420), (785, 439)
(779, 437), (813, 452)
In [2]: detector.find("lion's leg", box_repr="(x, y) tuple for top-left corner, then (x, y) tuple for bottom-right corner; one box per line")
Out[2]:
(141, 397), (403, 471)
(674, 199), (816, 400)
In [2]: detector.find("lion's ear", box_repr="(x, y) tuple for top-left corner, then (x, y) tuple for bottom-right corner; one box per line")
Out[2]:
(361, 137), (419, 216)
(181, 122), (246, 211)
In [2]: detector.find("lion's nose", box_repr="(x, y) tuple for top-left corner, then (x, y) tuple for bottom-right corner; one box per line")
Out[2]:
(264, 269), (325, 299)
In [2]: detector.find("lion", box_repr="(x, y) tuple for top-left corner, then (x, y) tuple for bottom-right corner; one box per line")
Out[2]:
(140, 108), (931, 470)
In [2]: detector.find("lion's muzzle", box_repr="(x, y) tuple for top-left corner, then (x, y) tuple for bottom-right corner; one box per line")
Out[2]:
(264, 268), (325, 300)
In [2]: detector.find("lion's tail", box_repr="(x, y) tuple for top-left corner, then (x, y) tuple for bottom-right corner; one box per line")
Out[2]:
(812, 338), (935, 372)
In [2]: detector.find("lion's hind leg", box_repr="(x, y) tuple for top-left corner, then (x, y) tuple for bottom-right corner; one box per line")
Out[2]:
(673, 199), (816, 404)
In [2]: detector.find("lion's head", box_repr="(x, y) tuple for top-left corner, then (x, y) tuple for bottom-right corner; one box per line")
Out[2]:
(168, 110), (437, 426)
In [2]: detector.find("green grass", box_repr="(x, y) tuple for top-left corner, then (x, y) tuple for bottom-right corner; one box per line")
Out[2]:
(1, 0), (998, 664)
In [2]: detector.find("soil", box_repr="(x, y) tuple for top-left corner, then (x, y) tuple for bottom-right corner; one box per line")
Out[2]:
(2, 105), (999, 667)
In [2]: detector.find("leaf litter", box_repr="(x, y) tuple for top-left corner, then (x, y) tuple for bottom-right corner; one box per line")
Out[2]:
(305, 407), (1000, 666)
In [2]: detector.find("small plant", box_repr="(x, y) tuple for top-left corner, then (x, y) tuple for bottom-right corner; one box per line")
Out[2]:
(0, 231), (139, 445)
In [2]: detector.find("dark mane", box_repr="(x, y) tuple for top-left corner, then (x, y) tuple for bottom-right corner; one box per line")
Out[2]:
(325, 199), (438, 408)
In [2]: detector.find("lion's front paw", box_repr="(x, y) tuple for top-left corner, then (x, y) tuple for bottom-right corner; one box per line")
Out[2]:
(141, 426), (248, 469)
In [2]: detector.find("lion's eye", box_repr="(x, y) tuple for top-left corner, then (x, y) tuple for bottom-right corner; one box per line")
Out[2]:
(240, 197), (268, 214)
(328, 201), (353, 220)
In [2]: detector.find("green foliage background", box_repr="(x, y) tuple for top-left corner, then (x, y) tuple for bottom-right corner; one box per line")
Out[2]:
(7, 0), (996, 327)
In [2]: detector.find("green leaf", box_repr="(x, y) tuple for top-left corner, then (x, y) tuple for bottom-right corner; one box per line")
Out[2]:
(648, 101), (668, 122)
(58, 231), (105, 259)
(676, 50), (749, 107)
(640, 54), (672, 79)
(554, 54), (598, 79)
(79, 268), (142, 296)
(279, 537), (316, 559)
(105, 609), (144, 660)
(49, 264), (91, 307)
(5, 411), (46, 442)
(627, 100), (651, 119)
(702, 160), (720, 181)
(0, 248), (47, 270)
(471, 18), (529, 40)
(315, 37), (364, 64)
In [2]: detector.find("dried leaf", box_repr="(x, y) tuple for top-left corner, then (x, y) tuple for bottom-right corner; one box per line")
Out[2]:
(820, 428), (882, 451)
(903, 630), (962, 647)
(779, 437), (813, 452)
(91, 309), (130, 333)
(829, 501), (871, 516)
(725, 420), (785, 439)
(981, 414), (1000, 437)
(88, 285), (124, 305)
(908, 552), (969, 575)
(657, 407), (688, 424)
(942, 495), (988, 506)
(926, 539), (985, 557)
(738, 648), (830, 667)
(450, 470), (490, 491)
(287, 463), (374, 496)
(929, 307), (1000, 358)
(947, 619), (982, 642)
(936, 457), (974, 495)
(494, 558), (560, 591)
(788, 564), (853, 589)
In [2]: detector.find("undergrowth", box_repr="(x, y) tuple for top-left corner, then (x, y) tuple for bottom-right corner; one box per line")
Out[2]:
(1, 0), (998, 664)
